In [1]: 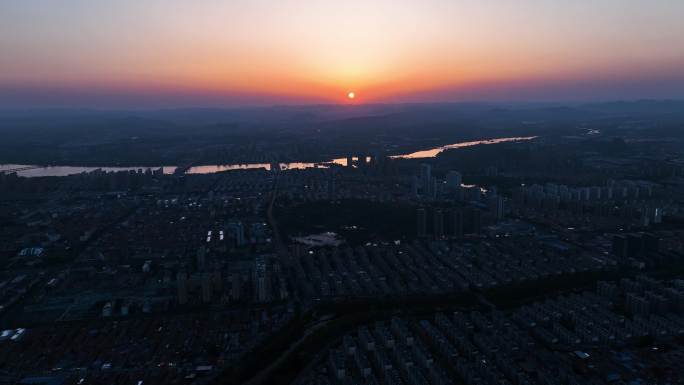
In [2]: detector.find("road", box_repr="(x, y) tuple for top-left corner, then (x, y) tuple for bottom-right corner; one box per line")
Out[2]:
(267, 170), (293, 268)
(242, 315), (334, 385)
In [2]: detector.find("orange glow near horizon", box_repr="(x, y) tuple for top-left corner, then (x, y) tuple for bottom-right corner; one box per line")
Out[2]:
(1, 1), (684, 106)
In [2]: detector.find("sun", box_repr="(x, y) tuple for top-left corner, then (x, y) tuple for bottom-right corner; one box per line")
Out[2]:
(347, 91), (355, 100)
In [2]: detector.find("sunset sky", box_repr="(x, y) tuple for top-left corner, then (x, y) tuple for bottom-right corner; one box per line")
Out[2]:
(1, 0), (683, 107)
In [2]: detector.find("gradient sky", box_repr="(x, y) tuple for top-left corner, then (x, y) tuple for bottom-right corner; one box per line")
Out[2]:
(1, 0), (683, 107)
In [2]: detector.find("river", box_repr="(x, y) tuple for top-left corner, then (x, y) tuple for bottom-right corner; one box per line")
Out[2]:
(0, 136), (536, 177)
